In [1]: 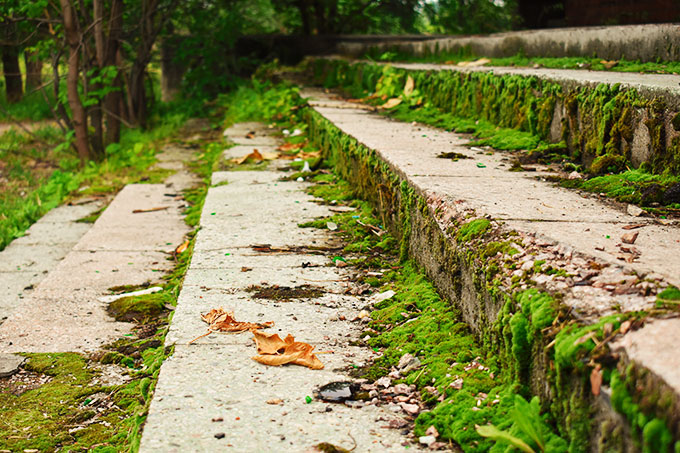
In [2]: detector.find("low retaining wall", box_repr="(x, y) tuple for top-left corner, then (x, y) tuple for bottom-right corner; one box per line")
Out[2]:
(308, 58), (680, 176)
(336, 24), (680, 63)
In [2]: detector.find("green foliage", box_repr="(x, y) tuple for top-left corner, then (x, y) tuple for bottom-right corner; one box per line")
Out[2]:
(420, 0), (518, 34)
(479, 395), (568, 453)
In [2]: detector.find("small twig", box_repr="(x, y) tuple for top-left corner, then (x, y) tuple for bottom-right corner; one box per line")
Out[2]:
(347, 431), (357, 452)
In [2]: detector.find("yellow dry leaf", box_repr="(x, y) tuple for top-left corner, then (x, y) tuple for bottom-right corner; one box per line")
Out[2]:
(403, 75), (414, 96)
(380, 97), (402, 109)
(600, 60), (618, 69)
(457, 58), (491, 67)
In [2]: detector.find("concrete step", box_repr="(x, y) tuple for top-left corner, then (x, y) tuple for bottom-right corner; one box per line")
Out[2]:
(308, 57), (680, 176)
(0, 201), (103, 325)
(301, 87), (680, 450)
(140, 124), (422, 452)
(0, 142), (196, 353)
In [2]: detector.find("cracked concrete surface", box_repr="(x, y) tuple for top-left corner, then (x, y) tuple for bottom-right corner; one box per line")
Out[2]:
(303, 87), (680, 408)
(140, 126), (419, 452)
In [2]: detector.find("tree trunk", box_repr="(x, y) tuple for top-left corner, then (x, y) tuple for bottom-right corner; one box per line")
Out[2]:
(60, 0), (91, 163)
(104, 0), (123, 145)
(1, 45), (23, 103)
(24, 51), (43, 94)
(160, 35), (184, 102)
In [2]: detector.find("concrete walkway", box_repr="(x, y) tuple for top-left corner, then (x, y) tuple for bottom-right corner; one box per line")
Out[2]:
(302, 87), (680, 402)
(140, 124), (418, 452)
(0, 141), (196, 353)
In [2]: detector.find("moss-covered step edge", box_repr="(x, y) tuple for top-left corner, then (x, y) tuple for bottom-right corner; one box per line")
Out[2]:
(304, 107), (680, 452)
(306, 58), (680, 178)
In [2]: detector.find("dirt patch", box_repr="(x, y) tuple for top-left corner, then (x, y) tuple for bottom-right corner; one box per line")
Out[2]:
(436, 151), (469, 160)
(246, 284), (325, 301)
(0, 369), (52, 396)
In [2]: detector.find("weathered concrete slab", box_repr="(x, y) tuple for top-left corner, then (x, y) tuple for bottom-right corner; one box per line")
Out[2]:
(0, 185), (189, 352)
(0, 353), (25, 377)
(167, 289), (363, 346)
(140, 344), (407, 453)
(143, 125), (419, 451)
(306, 88), (680, 290)
(0, 202), (102, 325)
(336, 24), (680, 64)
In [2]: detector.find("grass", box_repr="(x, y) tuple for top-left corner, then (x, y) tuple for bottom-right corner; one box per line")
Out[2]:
(0, 110), (190, 251)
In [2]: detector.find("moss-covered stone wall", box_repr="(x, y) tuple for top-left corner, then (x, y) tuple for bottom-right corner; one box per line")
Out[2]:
(308, 58), (680, 176)
(304, 107), (680, 452)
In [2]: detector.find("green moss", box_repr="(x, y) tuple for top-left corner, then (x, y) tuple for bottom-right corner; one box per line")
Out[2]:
(658, 286), (680, 302)
(457, 218), (491, 243)
(107, 292), (173, 322)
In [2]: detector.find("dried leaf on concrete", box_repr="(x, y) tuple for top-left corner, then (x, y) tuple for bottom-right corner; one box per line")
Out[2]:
(277, 142), (304, 152)
(251, 330), (324, 370)
(232, 149), (277, 165)
(189, 308), (274, 344)
(457, 58), (491, 67)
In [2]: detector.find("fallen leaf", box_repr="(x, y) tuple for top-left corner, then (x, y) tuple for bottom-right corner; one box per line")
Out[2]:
(251, 330), (324, 370)
(245, 131), (255, 139)
(622, 223), (646, 230)
(590, 364), (602, 396)
(266, 398), (284, 405)
(277, 142), (304, 152)
(403, 75), (415, 96)
(600, 60), (618, 69)
(175, 240), (190, 255)
(380, 97), (402, 109)
(621, 231), (639, 244)
(457, 58), (491, 67)
(132, 206), (169, 214)
(189, 308), (274, 344)
(232, 149), (264, 165)
(241, 266), (253, 272)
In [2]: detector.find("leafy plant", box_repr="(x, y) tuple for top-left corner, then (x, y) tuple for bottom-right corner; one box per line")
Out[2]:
(477, 395), (567, 452)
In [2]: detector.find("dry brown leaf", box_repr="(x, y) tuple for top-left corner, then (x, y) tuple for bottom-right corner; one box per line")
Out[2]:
(622, 223), (646, 230)
(600, 60), (618, 69)
(233, 149), (264, 165)
(251, 330), (324, 370)
(403, 75), (414, 96)
(245, 131), (255, 139)
(380, 97), (402, 109)
(590, 364), (602, 396)
(132, 206), (169, 214)
(277, 142), (305, 152)
(189, 308), (274, 344)
(175, 239), (190, 255)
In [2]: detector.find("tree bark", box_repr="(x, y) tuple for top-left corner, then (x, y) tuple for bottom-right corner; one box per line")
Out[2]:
(60, 0), (91, 163)
(104, 0), (123, 144)
(24, 51), (43, 94)
(1, 45), (23, 103)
